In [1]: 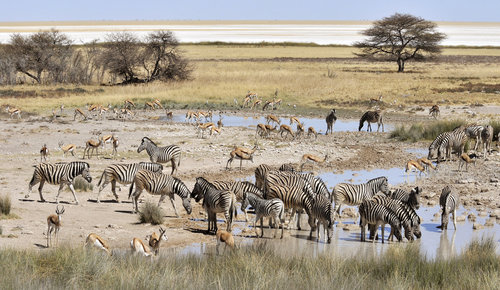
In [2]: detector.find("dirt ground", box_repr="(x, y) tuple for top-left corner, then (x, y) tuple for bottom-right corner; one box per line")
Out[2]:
(0, 105), (498, 252)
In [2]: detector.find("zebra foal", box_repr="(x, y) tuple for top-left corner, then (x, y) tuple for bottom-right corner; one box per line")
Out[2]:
(128, 169), (192, 217)
(210, 180), (263, 222)
(241, 192), (285, 239)
(359, 200), (403, 243)
(137, 137), (181, 175)
(437, 186), (459, 230)
(307, 193), (334, 243)
(27, 161), (92, 204)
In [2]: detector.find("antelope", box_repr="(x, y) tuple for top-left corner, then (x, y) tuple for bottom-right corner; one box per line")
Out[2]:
(264, 124), (277, 136)
(130, 237), (153, 257)
(102, 135), (114, 149)
(256, 123), (268, 138)
(279, 124), (295, 140)
(266, 114), (281, 126)
(246, 90), (258, 100)
(307, 126), (318, 139)
(226, 146), (258, 170)
(153, 99), (164, 109)
(73, 108), (87, 121)
(111, 135), (119, 157)
(165, 109), (173, 121)
(299, 153), (328, 171)
(242, 96), (251, 108)
(124, 99), (136, 109)
(251, 99), (262, 110)
(370, 95), (383, 104)
(85, 233), (112, 255)
(47, 205), (64, 248)
(217, 114), (223, 128)
(429, 105), (440, 119)
(52, 109), (62, 121)
(59, 141), (76, 157)
(185, 111), (196, 122)
(458, 153), (476, 171)
(273, 98), (282, 109)
(83, 136), (103, 159)
(120, 108), (134, 119)
(216, 230), (235, 255)
(40, 144), (49, 162)
(148, 227), (168, 256)
(87, 104), (100, 112)
(290, 116), (300, 125)
(196, 122), (215, 138)
(6, 106), (21, 119)
(417, 157), (436, 173)
(296, 123), (305, 138)
(262, 100), (274, 111)
(145, 102), (155, 110)
(405, 160), (426, 178)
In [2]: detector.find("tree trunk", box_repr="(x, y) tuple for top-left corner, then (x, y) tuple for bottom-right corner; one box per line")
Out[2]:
(397, 59), (405, 72)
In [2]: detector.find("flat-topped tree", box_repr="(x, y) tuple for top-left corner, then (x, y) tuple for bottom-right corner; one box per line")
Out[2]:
(354, 13), (446, 72)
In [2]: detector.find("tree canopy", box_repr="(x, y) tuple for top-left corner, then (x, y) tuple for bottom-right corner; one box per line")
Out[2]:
(354, 13), (446, 72)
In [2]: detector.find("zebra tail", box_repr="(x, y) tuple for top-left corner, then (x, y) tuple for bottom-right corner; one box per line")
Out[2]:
(128, 181), (135, 199)
(229, 194), (236, 222)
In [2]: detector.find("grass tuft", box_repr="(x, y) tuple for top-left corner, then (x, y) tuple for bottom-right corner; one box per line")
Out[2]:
(72, 177), (93, 192)
(138, 201), (164, 225)
(0, 195), (11, 215)
(390, 119), (467, 142)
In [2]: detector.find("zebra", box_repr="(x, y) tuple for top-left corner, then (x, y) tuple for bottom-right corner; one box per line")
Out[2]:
(137, 137), (181, 175)
(27, 161), (92, 205)
(255, 164), (273, 191)
(190, 177), (237, 233)
(358, 110), (384, 132)
(438, 128), (468, 162)
(307, 193), (334, 243)
(279, 163), (296, 172)
(209, 180), (264, 222)
(128, 169), (192, 217)
(465, 125), (485, 151)
(389, 187), (421, 210)
(437, 186), (460, 230)
(480, 125), (494, 156)
(370, 193), (421, 241)
(96, 162), (163, 203)
(359, 200), (403, 243)
(325, 109), (337, 135)
(263, 170), (316, 230)
(241, 192), (285, 239)
(429, 105), (440, 119)
(332, 176), (389, 218)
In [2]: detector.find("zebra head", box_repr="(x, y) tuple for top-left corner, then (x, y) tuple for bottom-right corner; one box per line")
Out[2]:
(137, 137), (153, 153)
(81, 167), (92, 183)
(408, 187), (421, 210)
(182, 197), (192, 215)
(191, 177), (207, 202)
(413, 225), (422, 239)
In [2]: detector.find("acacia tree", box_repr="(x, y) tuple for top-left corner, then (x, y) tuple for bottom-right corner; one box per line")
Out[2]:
(354, 13), (446, 72)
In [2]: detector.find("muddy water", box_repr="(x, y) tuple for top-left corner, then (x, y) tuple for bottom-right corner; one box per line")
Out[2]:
(179, 165), (499, 259)
(165, 114), (394, 132)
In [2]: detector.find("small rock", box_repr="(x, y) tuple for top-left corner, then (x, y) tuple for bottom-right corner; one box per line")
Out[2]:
(473, 223), (483, 230)
(456, 215), (466, 222)
(490, 178), (499, 183)
(490, 209), (500, 218)
(426, 192), (436, 199)
(21, 231), (33, 235)
(341, 207), (358, 218)
(480, 188), (489, 193)
(94, 224), (101, 228)
(484, 218), (495, 227)
(341, 223), (359, 231)
(478, 211), (488, 217)
(427, 200), (437, 206)
(468, 214), (477, 222)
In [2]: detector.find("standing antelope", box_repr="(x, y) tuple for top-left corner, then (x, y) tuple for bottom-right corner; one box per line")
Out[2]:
(458, 153), (476, 171)
(85, 233), (112, 255)
(370, 95), (383, 104)
(145, 102), (155, 110)
(251, 99), (262, 110)
(165, 109), (173, 121)
(215, 230), (235, 255)
(73, 108), (87, 121)
(47, 205), (65, 248)
(279, 124), (295, 140)
(307, 127), (318, 139)
(256, 123), (268, 138)
(83, 136), (103, 159)
(153, 99), (164, 109)
(111, 135), (119, 157)
(148, 227), (168, 256)
(40, 144), (49, 162)
(417, 157), (436, 173)
(196, 122), (215, 139)
(226, 146), (257, 170)
(124, 99), (136, 109)
(405, 160), (426, 178)
(299, 154), (328, 171)
(290, 116), (300, 125)
(6, 106), (21, 119)
(59, 141), (76, 157)
(296, 123), (305, 138)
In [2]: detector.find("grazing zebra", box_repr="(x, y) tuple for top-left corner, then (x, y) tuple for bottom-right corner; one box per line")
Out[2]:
(428, 132), (450, 160)
(137, 137), (181, 175)
(210, 180), (264, 222)
(438, 128), (468, 162)
(96, 162), (163, 203)
(255, 164), (273, 191)
(480, 125), (494, 156)
(307, 193), (334, 243)
(263, 170), (316, 230)
(389, 187), (421, 210)
(370, 193), (421, 241)
(437, 186), (460, 230)
(429, 105), (440, 119)
(190, 177), (237, 233)
(27, 161), (92, 204)
(359, 200), (403, 243)
(465, 125), (484, 151)
(325, 109), (337, 135)
(241, 192), (285, 239)
(358, 110), (384, 132)
(332, 176), (389, 217)
(128, 169), (192, 217)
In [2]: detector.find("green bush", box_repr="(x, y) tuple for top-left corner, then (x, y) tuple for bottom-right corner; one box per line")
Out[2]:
(139, 201), (164, 225)
(0, 195), (11, 215)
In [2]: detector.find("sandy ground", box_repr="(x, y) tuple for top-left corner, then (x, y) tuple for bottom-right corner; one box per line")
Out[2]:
(0, 106), (499, 252)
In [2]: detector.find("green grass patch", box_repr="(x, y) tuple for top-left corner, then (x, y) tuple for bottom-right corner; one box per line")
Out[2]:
(390, 119), (467, 142)
(139, 201), (165, 225)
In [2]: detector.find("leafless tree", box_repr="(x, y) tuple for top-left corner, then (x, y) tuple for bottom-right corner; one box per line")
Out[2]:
(354, 13), (446, 72)
(0, 46), (16, 85)
(99, 32), (141, 84)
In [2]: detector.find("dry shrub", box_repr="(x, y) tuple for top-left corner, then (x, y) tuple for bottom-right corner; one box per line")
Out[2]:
(0, 195), (11, 215)
(139, 201), (164, 225)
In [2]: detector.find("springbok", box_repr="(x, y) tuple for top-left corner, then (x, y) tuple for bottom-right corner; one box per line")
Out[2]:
(6, 106), (21, 119)
(458, 153), (476, 171)
(405, 160), (426, 179)
(40, 144), (49, 162)
(83, 136), (103, 159)
(216, 230), (235, 255)
(130, 237), (153, 257)
(85, 233), (112, 255)
(74, 108), (87, 121)
(59, 141), (76, 157)
(299, 153), (328, 171)
(279, 124), (295, 140)
(124, 99), (136, 109)
(47, 205), (65, 248)
(148, 227), (168, 256)
(226, 146), (258, 170)
(307, 127), (318, 139)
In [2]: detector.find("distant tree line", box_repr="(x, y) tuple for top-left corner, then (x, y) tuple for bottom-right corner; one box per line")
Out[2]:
(0, 29), (191, 85)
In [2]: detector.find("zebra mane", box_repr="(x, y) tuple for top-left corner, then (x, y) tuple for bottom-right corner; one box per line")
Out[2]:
(196, 177), (215, 188)
(367, 176), (387, 184)
(142, 137), (156, 146)
(68, 161), (90, 168)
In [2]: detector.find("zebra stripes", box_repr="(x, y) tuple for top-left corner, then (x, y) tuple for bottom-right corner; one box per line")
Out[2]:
(332, 176), (389, 217)
(210, 180), (264, 221)
(359, 200), (403, 243)
(137, 137), (181, 175)
(241, 192), (285, 239)
(27, 161), (92, 204)
(437, 186), (460, 230)
(438, 127), (468, 161)
(389, 187), (421, 210)
(128, 169), (192, 217)
(465, 125), (484, 151)
(190, 177), (237, 233)
(428, 132), (450, 160)
(279, 163), (296, 172)
(255, 164), (273, 191)
(308, 193), (334, 243)
(97, 162), (163, 202)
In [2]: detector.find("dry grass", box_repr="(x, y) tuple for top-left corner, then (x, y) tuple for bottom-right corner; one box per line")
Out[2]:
(2, 45), (500, 114)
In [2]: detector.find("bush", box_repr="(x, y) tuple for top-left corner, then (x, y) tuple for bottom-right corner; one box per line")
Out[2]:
(390, 119), (466, 142)
(73, 177), (93, 192)
(139, 201), (164, 225)
(0, 195), (11, 215)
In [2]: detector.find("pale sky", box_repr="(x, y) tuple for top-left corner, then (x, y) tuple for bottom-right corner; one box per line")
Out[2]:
(1, 0), (499, 22)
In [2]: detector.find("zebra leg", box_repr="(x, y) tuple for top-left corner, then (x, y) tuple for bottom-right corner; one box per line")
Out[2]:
(97, 179), (109, 203)
(170, 159), (176, 175)
(360, 219), (366, 242)
(66, 183), (80, 205)
(111, 180), (119, 202)
(296, 211), (302, 231)
(169, 195), (180, 218)
(381, 224), (385, 244)
(452, 209), (457, 230)
(260, 216), (265, 238)
(132, 189), (142, 214)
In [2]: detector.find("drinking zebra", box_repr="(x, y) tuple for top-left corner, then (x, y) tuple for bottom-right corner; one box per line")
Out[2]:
(332, 176), (389, 217)
(190, 177), (237, 233)
(437, 186), (460, 230)
(438, 127), (468, 162)
(389, 187), (421, 210)
(428, 132), (450, 161)
(137, 137), (181, 175)
(27, 161), (92, 205)
(359, 200), (403, 243)
(128, 169), (192, 217)
(358, 110), (384, 132)
(241, 192), (285, 239)
(96, 162), (163, 203)
(307, 193), (334, 243)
